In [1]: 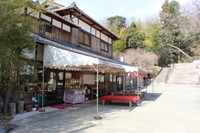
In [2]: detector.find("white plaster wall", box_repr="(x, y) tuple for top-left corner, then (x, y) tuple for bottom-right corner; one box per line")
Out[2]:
(27, 7), (32, 14)
(52, 19), (62, 28)
(41, 13), (51, 22)
(96, 30), (100, 38)
(73, 16), (79, 25)
(63, 24), (71, 32)
(91, 27), (96, 36)
(79, 20), (91, 33)
(108, 38), (112, 44)
(64, 15), (70, 21)
(101, 33), (109, 42)
(31, 11), (40, 19)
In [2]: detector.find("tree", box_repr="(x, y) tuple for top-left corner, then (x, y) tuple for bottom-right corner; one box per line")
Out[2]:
(112, 27), (127, 54)
(0, 0), (38, 113)
(160, 0), (169, 22)
(181, 0), (200, 59)
(118, 48), (158, 70)
(126, 21), (146, 49)
(145, 20), (160, 53)
(106, 16), (126, 34)
(159, 0), (192, 66)
(106, 16), (127, 54)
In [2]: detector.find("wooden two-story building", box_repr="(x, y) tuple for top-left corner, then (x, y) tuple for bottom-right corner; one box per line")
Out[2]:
(23, 1), (142, 106)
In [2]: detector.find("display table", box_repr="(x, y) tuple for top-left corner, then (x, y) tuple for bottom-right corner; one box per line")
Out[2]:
(100, 95), (140, 107)
(63, 90), (85, 105)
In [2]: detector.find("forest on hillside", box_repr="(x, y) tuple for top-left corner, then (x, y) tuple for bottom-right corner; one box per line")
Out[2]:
(104, 0), (200, 70)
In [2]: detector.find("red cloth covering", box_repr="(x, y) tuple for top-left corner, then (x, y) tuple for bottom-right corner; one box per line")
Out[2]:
(100, 95), (140, 103)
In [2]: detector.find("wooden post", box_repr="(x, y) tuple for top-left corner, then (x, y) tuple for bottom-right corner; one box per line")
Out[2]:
(129, 101), (132, 107)
(102, 100), (105, 105)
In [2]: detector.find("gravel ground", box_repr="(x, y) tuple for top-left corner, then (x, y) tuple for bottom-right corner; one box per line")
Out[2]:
(9, 84), (200, 133)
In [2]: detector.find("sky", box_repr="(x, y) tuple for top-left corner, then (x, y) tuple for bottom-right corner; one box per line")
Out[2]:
(56, 0), (190, 23)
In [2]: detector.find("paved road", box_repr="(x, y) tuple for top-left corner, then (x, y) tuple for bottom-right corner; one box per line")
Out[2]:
(10, 84), (200, 133)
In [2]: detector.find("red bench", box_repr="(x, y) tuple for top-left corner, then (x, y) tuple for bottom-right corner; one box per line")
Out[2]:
(100, 95), (140, 107)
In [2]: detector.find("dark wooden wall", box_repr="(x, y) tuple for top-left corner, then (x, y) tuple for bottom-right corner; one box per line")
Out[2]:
(33, 25), (112, 58)
(33, 25), (71, 44)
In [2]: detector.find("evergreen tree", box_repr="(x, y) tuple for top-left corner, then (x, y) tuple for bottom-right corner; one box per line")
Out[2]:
(160, 0), (169, 23)
(106, 16), (126, 35)
(112, 27), (127, 53)
(159, 0), (192, 66)
(106, 16), (127, 54)
(126, 21), (146, 49)
(145, 21), (160, 53)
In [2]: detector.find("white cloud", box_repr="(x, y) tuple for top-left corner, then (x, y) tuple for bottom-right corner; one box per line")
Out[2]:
(126, 0), (191, 21)
(117, 5), (128, 15)
(126, 4), (161, 21)
(171, 0), (190, 5)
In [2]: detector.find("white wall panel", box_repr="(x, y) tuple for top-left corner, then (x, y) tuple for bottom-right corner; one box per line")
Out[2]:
(101, 33), (108, 42)
(52, 19), (61, 28)
(108, 38), (112, 44)
(91, 27), (96, 35)
(41, 13), (51, 22)
(96, 30), (100, 38)
(28, 7), (40, 19)
(79, 20), (91, 33)
(63, 24), (71, 32)
(27, 7), (32, 14)
(31, 12), (40, 19)
(73, 16), (78, 25)
(64, 15), (70, 21)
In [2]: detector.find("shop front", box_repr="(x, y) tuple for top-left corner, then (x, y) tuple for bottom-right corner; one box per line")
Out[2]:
(38, 43), (129, 106)
(25, 35), (151, 108)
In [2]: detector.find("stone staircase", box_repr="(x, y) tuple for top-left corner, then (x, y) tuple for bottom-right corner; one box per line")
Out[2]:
(167, 63), (199, 85)
(154, 67), (169, 84)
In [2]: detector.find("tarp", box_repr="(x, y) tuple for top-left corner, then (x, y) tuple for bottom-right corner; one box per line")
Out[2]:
(44, 45), (98, 67)
(43, 45), (135, 72)
(32, 34), (141, 73)
(32, 33), (152, 75)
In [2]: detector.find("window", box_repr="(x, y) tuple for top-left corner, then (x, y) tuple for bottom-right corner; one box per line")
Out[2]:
(79, 30), (91, 46)
(100, 41), (109, 52)
(45, 25), (52, 33)
(39, 24), (52, 35)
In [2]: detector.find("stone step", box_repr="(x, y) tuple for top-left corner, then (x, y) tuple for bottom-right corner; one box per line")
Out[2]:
(167, 63), (199, 85)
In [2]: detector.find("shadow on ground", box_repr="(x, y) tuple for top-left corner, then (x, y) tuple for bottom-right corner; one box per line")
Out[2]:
(9, 93), (162, 133)
(143, 93), (162, 101)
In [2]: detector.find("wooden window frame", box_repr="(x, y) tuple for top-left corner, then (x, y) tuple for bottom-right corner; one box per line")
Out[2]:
(39, 22), (52, 35)
(45, 24), (52, 33)
(100, 41), (109, 52)
(78, 30), (91, 47)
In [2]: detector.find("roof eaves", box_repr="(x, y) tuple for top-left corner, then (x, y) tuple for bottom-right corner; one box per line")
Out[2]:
(31, 1), (79, 29)
(55, 6), (120, 40)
